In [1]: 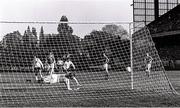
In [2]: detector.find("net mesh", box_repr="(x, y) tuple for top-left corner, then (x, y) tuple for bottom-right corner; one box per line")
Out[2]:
(0, 20), (176, 106)
(132, 25), (174, 92)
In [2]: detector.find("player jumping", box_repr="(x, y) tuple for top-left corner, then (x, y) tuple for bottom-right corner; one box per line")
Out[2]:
(63, 57), (81, 87)
(145, 53), (153, 77)
(103, 53), (109, 80)
(32, 56), (44, 82)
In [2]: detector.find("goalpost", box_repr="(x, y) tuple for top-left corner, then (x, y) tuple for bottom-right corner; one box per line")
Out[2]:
(0, 19), (177, 106)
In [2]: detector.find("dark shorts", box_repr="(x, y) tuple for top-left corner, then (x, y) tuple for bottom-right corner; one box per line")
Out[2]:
(65, 72), (75, 79)
(34, 67), (41, 76)
(56, 65), (63, 71)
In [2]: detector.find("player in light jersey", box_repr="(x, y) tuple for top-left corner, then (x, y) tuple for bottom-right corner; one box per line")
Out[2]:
(103, 53), (109, 80)
(145, 53), (153, 77)
(63, 58), (81, 86)
(56, 57), (64, 73)
(32, 56), (44, 81)
(46, 52), (56, 76)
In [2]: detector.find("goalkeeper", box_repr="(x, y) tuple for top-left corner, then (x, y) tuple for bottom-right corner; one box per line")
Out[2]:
(145, 53), (153, 77)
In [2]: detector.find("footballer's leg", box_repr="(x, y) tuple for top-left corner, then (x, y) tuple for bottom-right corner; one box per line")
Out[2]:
(145, 64), (148, 76)
(147, 63), (151, 77)
(145, 64), (148, 72)
(49, 64), (55, 82)
(38, 68), (44, 83)
(49, 64), (53, 75)
(35, 74), (38, 81)
(34, 68), (39, 81)
(65, 78), (72, 90)
(104, 63), (109, 80)
(70, 72), (81, 86)
(73, 76), (81, 86)
(39, 68), (43, 79)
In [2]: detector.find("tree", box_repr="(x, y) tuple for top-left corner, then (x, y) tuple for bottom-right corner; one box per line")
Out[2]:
(3, 31), (22, 48)
(27, 26), (31, 33)
(22, 26), (37, 48)
(102, 24), (129, 40)
(57, 15), (73, 35)
(83, 30), (113, 65)
(32, 27), (37, 37)
(39, 26), (44, 47)
(39, 26), (44, 39)
(82, 28), (130, 68)
(1, 31), (24, 66)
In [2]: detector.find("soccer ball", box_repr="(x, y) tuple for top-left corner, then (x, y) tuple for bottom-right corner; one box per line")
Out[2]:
(126, 67), (132, 72)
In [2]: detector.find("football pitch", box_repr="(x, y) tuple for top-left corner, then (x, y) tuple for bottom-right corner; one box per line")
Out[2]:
(1, 70), (180, 107)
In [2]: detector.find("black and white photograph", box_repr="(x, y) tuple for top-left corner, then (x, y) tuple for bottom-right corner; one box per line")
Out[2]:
(0, 0), (180, 107)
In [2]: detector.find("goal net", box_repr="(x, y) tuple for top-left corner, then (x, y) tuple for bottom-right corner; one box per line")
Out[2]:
(0, 18), (176, 106)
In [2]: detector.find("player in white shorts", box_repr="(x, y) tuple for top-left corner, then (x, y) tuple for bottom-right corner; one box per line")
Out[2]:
(32, 56), (44, 81)
(56, 57), (64, 73)
(63, 58), (81, 86)
(145, 53), (153, 77)
(46, 52), (56, 76)
(103, 53), (109, 80)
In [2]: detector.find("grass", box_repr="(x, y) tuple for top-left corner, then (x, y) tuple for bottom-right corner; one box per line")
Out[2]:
(1, 70), (180, 107)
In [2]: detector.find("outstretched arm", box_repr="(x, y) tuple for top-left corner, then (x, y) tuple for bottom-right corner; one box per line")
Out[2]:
(71, 61), (76, 69)
(107, 57), (109, 63)
(39, 59), (44, 69)
(150, 56), (153, 61)
(104, 53), (109, 63)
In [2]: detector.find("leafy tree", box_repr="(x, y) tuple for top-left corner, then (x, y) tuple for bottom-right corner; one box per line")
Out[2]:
(39, 26), (44, 39)
(22, 26), (37, 48)
(39, 26), (44, 47)
(83, 30), (113, 65)
(1, 31), (25, 66)
(27, 26), (31, 33)
(32, 27), (37, 37)
(102, 24), (129, 40)
(3, 31), (22, 48)
(57, 16), (73, 35)
(82, 27), (130, 68)
(42, 16), (81, 58)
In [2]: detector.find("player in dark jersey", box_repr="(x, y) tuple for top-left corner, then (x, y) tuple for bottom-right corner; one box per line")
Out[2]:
(145, 53), (153, 77)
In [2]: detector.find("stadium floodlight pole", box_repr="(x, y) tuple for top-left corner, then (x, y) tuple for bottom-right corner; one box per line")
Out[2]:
(129, 22), (133, 90)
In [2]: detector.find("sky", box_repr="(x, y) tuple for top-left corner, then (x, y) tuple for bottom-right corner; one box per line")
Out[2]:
(0, 0), (133, 40)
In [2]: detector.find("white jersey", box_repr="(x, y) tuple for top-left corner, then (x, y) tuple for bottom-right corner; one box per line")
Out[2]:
(63, 61), (75, 70)
(33, 58), (43, 68)
(57, 60), (64, 66)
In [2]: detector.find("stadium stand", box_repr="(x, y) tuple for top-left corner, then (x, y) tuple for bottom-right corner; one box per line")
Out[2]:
(147, 4), (180, 70)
